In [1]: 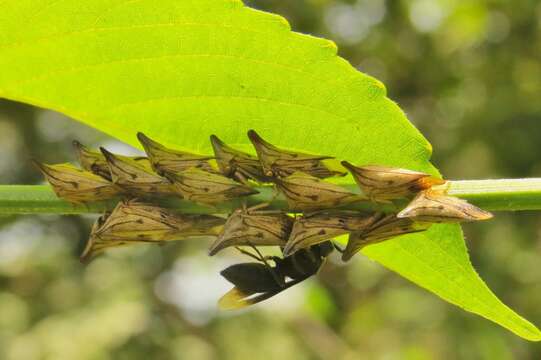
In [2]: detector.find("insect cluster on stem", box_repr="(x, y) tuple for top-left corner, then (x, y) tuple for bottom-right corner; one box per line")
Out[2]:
(33, 130), (492, 309)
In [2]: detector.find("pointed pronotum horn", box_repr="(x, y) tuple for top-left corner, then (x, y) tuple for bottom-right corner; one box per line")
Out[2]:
(73, 140), (149, 181)
(100, 147), (177, 196)
(209, 206), (293, 255)
(210, 134), (270, 183)
(32, 160), (121, 204)
(167, 167), (259, 206)
(80, 200), (225, 261)
(284, 210), (376, 256)
(342, 213), (431, 261)
(137, 132), (216, 176)
(341, 161), (445, 202)
(248, 129), (346, 179)
(274, 171), (365, 212)
(397, 190), (493, 223)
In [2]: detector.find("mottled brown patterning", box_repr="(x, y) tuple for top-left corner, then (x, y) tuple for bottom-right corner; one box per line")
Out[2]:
(274, 171), (365, 211)
(167, 167), (259, 206)
(32, 161), (121, 203)
(397, 190), (493, 223)
(209, 204), (293, 255)
(284, 210), (376, 256)
(81, 200), (225, 260)
(210, 134), (271, 184)
(100, 147), (177, 196)
(342, 213), (431, 261)
(248, 129), (346, 179)
(73, 140), (148, 181)
(137, 132), (216, 176)
(341, 161), (445, 202)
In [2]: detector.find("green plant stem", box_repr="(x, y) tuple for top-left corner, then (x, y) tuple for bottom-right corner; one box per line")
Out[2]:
(436, 178), (541, 211)
(1, 179), (541, 215)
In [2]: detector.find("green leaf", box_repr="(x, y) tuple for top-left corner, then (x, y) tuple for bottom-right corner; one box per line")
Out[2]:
(363, 226), (541, 341)
(0, 0), (538, 340)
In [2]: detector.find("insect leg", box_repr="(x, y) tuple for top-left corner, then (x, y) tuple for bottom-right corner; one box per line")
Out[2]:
(247, 202), (271, 212)
(332, 243), (345, 253)
(234, 246), (263, 262)
(235, 170), (249, 185)
(249, 244), (286, 287)
(315, 257), (327, 276)
(234, 245), (278, 265)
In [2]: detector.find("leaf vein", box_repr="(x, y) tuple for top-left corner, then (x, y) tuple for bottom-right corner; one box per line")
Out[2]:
(5, 53), (339, 92)
(102, 94), (345, 122)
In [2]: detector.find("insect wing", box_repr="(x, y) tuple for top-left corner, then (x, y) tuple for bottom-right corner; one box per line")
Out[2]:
(100, 147), (176, 196)
(284, 211), (375, 256)
(73, 140), (149, 180)
(73, 140), (112, 180)
(219, 261), (291, 310)
(248, 129), (345, 179)
(33, 161), (120, 203)
(219, 274), (304, 310)
(275, 172), (363, 211)
(81, 201), (225, 260)
(80, 212), (111, 261)
(80, 211), (142, 262)
(137, 132), (215, 175)
(218, 242), (331, 310)
(98, 200), (224, 241)
(221, 262), (283, 293)
(218, 287), (257, 310)
(341, 162), (445, 202)
(168, 168), (258, 205)
(397, 190), (493, 223)
(209, 209), (293, 255)
(342, 214), (430, 261)
(121, 202), (225, 239)
(210, 134), (269, 183)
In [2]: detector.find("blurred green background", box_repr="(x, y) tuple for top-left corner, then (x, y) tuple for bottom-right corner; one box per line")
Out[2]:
(1, 0), (541, 358)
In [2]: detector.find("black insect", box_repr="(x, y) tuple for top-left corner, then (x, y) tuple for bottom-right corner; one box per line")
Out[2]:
(219, 242), (334, 309)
